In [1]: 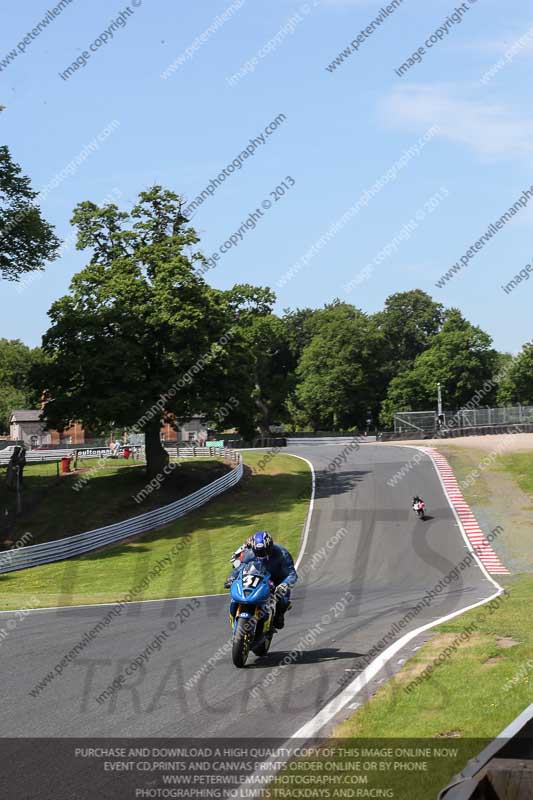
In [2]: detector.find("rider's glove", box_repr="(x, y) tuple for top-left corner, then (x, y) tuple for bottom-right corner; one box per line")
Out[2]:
(275, 583), (289, 598)
(224, 577), (234, 589)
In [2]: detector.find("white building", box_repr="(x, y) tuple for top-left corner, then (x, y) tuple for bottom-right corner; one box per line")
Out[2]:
(9, 410), (49, 447)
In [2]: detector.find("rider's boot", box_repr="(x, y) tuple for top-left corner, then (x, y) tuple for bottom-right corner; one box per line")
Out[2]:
(273, 601), (291, 630)
(273, 608), (285, 629)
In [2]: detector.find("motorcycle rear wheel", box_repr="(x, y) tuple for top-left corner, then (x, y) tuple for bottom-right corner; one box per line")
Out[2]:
(232, 618), (252, 667)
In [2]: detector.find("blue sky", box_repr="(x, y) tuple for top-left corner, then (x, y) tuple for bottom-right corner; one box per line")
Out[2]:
(1, 0), (532, 352)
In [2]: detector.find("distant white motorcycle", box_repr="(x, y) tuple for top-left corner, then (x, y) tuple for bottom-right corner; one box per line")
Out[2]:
(413, 500), (426, 520)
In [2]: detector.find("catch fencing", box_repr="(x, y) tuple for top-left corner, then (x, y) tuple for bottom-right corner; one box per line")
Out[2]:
(0, 448), (242, 574)
(394, 405), (533, 436)
(449, 405), (533, 428)
(394, 411), (436, 434)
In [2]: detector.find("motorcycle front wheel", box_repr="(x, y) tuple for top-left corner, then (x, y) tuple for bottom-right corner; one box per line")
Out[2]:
(253, 632), (273, 658)
(232, 618), (253, 667)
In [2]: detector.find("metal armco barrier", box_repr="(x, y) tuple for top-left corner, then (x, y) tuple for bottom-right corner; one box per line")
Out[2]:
(287, 436), (376, 446)
(165, 447), (241, 459)
(0, 449), (242, 574)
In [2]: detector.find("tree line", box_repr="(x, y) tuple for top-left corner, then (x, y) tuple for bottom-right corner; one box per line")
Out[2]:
(1, 146), (532, 476)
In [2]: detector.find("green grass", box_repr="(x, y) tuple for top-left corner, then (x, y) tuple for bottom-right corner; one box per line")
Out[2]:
(437, 445), (493, 504)
(333, 575), (531, 739)
(0, 457), (229, 545)
(440, 445), (533, 574)
(0, 452), (311, 610)
(268, 574), (532, 800)
(496, 452), (533, 495)
(438, 448), (533, 506)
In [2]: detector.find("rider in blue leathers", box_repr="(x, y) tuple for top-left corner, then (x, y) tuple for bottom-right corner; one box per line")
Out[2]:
(225, 531), (297, 629)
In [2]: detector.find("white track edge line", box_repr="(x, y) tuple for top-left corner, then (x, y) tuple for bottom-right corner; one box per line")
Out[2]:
(290, 454), (315, 571)
(291, 588), (502, 739)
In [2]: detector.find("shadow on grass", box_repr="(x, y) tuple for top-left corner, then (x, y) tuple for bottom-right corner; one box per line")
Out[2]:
(0, 460), (231, 547)
(81, 543), (156, 560)
(147, 472), (312, 541)
(2, 465), (371, 568)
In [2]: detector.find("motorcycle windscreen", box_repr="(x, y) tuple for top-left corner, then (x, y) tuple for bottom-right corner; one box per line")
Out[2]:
(230, 560), (272, 603)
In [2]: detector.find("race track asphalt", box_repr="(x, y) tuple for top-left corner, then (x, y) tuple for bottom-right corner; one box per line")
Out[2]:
(0, 444), (499, 739)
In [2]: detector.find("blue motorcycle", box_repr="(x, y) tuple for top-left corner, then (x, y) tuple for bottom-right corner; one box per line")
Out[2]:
(228, 558), (277, 667)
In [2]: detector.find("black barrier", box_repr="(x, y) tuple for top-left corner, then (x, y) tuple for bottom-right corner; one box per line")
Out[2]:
(439, 423), (533, 438)
(252, 437), (287, 448)
(285, 431), (364, 439)
(227, 438), (287, 449)
(2, 737), (531, 799)
(379, 431), (431, 441)
(380, 424), (533, 441)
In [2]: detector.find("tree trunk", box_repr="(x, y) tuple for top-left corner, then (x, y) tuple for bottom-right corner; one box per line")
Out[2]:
(144, 419), (169, 479)
(254, 387), (270, 435)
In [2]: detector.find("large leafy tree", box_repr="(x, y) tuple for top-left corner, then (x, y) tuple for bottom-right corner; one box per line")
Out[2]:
(225, 286), (293, 434)
(0, 145), (60, 281)
(374, 289), (444, 378)
(497, 342), (533, 405)
(290, 301), (386, 430)
(282, 307), (317, 363)
(38, 186), (255, 477)
(0, 387), (28, 436)
(0, 338), (43, 389)
(0, 339), (44, 433)
(380, 309), (500, 426)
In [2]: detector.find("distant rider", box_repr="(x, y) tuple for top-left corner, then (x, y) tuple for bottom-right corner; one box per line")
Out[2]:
(229, 536), (254, 568)
(412, 495), (425, 512)
(225, 531), (297, 630)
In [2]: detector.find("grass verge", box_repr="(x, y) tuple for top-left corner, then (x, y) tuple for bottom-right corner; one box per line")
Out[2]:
(267, 574), (531, 800)
(0, 457), (230, 545)
(0, 452), (310, 610)
(440, 445), (533, 573)
(332, 576), (530, 739)
(496, 451), (533, 495)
